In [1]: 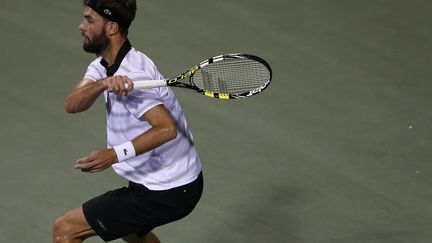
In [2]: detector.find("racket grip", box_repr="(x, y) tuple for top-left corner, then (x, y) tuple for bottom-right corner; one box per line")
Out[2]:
(126, 80), (167, 89)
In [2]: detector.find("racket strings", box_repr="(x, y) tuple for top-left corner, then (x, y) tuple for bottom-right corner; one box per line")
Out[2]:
(191, 58), (270, 94)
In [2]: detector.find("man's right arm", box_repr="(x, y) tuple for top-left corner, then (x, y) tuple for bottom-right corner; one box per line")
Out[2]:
(64, 78), (107, 114)
(64, 76), (134, 113)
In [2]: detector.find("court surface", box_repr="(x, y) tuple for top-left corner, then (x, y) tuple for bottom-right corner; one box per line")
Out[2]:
(0, 0), (431, 242)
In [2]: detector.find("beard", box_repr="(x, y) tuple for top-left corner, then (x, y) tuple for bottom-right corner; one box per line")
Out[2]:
(82, 29), (109, 56)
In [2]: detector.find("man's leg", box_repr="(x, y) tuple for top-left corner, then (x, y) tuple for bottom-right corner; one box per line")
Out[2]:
(53, 207), (97, 243)
(122, 232), (161, 243)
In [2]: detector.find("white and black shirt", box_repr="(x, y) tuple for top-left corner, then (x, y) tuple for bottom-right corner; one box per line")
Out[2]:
(83, 40), (202, 190)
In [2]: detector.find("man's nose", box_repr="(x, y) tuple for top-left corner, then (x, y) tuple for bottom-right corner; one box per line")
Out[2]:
(78, 21), (85, 31)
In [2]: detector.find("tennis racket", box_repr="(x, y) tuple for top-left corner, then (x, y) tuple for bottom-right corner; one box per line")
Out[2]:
(130, 53), (272, 99)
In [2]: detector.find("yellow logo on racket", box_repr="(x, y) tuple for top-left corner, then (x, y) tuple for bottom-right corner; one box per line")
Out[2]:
(180, 66), (199, 80)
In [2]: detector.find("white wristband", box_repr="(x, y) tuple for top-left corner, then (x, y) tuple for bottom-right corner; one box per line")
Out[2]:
(113, 141), (136, 162)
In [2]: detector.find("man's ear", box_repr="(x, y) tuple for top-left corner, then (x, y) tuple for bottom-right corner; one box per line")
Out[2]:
(105, 21), (120, 36)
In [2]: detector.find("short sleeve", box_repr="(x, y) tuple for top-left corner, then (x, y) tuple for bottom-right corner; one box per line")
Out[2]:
(125, 71), (164, 118)
(83, 58), (106, 81)
(125, 89), (163, 118)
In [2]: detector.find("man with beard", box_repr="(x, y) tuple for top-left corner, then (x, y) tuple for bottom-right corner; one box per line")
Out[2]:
(52, 0), (203, 242)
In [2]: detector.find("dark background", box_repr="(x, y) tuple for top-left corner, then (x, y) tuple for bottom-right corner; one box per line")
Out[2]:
(0, 0), (431, 242)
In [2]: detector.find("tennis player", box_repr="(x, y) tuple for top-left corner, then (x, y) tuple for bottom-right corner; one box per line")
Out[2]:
(53, 0), (203, 242)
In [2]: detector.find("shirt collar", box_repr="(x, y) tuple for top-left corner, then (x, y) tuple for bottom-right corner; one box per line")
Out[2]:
(100, 39), (132, 77)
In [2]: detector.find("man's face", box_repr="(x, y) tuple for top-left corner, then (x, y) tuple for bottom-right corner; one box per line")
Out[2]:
(79, 7), (109, 55)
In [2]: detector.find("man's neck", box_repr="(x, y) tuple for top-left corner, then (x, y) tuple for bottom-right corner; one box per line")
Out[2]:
(101, 36), (127, 66)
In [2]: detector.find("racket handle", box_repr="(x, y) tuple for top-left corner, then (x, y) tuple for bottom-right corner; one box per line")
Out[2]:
(126, 80), (167, 89)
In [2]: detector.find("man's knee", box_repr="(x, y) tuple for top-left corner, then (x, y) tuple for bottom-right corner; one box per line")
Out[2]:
(52, 214), (75, 242)
(52, 208), (94, 243)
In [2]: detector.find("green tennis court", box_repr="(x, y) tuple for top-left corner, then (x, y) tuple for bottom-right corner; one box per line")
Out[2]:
(1, 0), (431, 242)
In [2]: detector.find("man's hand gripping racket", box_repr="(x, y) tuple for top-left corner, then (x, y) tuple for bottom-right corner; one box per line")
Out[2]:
(126, 53), (272, 99)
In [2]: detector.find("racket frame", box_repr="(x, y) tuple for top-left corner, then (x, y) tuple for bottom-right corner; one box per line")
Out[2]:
(134, 53), (272, 99)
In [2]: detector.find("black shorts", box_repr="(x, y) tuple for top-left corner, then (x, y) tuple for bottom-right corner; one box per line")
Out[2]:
(82, 172), (203, 242)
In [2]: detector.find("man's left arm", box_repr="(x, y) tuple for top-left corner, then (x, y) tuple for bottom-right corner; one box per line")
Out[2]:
(74, 104), (177, 173)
